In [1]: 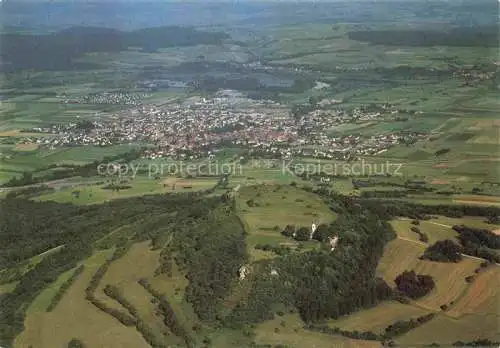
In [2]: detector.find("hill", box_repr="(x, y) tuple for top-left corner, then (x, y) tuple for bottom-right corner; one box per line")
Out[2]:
(1, 186), (499, 347)
(0, 26), (230, 72)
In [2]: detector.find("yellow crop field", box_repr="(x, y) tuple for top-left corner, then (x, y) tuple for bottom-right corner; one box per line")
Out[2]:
(328, 301), (431, 334)
(398, 313), (500, 345)
(14, 249), (150, 348)
(447, 265), (500, 317)
(254, 313), (382, 348)
(376, 238), (481, 311)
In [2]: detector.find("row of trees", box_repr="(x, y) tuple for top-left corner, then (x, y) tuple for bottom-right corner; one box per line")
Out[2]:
(46, 265), (85, 312)
(384, 313), (435, 338)
(104, 283), (173, 348)
(451, 225), (500, 263)
(337, 194), (500, 221)
(281, 224), (311, 242)
(138, 279), (194, 347)
(281, 223), (337, 244)
(453, 225), (500, 249)
(427, 339), (500, 347)
(308, 312), (435, 341)
(0, 191), (226, 346)
(410, 226), (429, 243)
(84, 246), (137, 327)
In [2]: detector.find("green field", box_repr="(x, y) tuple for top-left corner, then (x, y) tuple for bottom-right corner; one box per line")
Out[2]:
(390, 219), (459, 244)
(35, 176), (217, 205)
(236, 184), (337, 261)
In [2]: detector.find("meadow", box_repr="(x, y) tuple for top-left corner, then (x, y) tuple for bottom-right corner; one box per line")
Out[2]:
(35, 176), (218, 205)
(235, 184), (337, 261)
(389, 219), (458, 244)
(398, 313), (500, 345)
(327, 301), (430, 335)
(254, 313), (381, 348)
(5, 182), (499, 348)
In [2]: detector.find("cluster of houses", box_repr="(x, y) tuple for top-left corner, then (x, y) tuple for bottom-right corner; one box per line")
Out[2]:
(62, 92), (150, 105)
(452, 69), (496, 86)
(26, 90), (425, 160)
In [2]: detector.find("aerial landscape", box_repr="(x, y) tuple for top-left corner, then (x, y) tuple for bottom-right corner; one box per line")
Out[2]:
(0, 0), (498, 347)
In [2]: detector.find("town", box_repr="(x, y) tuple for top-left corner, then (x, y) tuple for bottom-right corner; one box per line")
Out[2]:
(25, 89), (427, 161)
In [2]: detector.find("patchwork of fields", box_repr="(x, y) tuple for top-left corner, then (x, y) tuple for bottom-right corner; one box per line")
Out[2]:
(1, 6), (499, 348)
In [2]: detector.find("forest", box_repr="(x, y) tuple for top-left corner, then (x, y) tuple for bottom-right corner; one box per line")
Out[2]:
(452, 225), (500, 263)
(0, 191), (224, 346)
(227, 210), (396, 325)
(0, 26), (230, 72)
(420, 240), (463, 263)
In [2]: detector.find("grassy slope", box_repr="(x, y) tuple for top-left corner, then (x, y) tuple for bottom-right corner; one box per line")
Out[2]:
(447, 265), (500, 317)
(35, 176), (217, 205)
(254, 313), (381, 348)
(390, 219), (458, 244)
(327, 301), (430, 335)
(376, 238), (481, 312)
(95, 241), (186, 346)
(14, 249), (151, 348)
(397, 313), (500, 345)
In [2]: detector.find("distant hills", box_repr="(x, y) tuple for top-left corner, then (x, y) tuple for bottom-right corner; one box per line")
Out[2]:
(348, 26), (498, 47)
(0, 26), (230, 72)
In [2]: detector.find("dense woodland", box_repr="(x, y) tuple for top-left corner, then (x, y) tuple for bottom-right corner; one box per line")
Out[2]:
(1, 185), (500, 346)
(0, 192), (223, 346)
(1, 26), (230, 72)
(420, 240), (463, 263)
(228, 210), (396, 324)
(452, 225), (500, 263)
(394, 270), (435, 299)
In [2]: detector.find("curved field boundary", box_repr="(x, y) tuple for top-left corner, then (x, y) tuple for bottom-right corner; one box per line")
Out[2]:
(376, 238), (482, 312)
(447, 265), (500, 317)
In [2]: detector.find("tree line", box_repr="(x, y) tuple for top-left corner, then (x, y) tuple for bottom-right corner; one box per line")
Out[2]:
(138, 279), (194, 348)
(0, 191), (228, 346)
(308, 312), (435, 342)
(46, 265), (85, 312)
